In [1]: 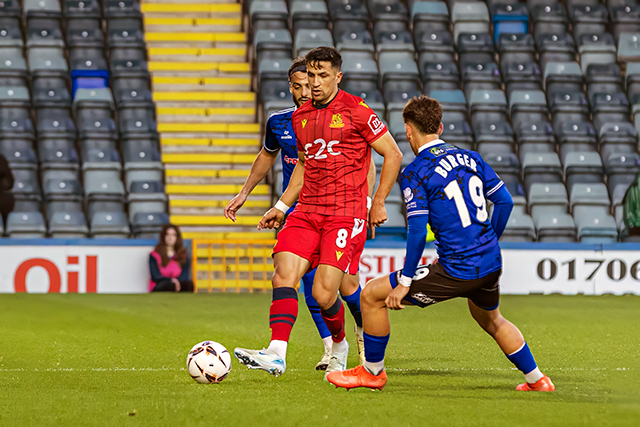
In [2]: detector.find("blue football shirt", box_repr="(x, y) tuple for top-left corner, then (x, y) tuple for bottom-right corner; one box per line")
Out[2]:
(400, 139), (505, 280)
(263, 107), (299, 193)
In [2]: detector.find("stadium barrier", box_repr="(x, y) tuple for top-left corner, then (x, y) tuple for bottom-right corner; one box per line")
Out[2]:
(0, 239), (639, 295)
(191, 239), (277, 292)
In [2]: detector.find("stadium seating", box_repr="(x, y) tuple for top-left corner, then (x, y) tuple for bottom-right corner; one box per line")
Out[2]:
(0, 0), (167, 238)
(247, 0), (640, 243)
(3, 0), (639, 243)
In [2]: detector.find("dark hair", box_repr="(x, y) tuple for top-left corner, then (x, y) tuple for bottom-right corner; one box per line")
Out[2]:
(288, 56), (307, 80)
(305, 46), (342, 71)
(154, 224), (187, 267)
(402, 95), (443, 135)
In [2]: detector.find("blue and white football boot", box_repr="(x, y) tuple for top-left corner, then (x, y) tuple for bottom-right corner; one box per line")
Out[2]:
(234, 347), (286, 377)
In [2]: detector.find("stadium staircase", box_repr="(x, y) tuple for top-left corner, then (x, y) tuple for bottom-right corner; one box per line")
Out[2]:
(142, 0), (274, 241)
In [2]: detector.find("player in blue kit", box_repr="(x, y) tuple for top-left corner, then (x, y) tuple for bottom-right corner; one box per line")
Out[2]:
(327, 95), (555, 392)
(224, 58), (373, 370)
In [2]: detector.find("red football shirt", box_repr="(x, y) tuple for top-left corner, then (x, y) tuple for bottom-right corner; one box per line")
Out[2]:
(291, 90), (388, 218)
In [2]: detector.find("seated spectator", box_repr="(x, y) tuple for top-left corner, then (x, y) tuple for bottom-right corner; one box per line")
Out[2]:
(149, 224), (194, 292)
(624, 173), (640, 237)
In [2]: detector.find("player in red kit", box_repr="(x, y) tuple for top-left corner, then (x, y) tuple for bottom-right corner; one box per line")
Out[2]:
(235, 47), (403, 379)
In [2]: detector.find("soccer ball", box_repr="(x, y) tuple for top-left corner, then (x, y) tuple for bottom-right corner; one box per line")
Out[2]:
(187, 341), (232, 384)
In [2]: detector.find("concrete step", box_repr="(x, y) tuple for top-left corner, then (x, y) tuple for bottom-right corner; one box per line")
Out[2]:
(161, 144), (259, 154)
(176, 225), (274, 234)
(162, 153), (259, 164)
(156, 106), (255, 123)
(165, 168), (255, 184)
(165, 184), (269, 195)
(141, 2), (241, 19)
(152, 76), (250, 92)
(143, 0), (238, 4)
(169, 195), (270, 206)
(160, 136), (260, 154)
(148, 47), (246, 62)
(170, 205), (267, 216)
(182, 230), (275, 240)
(144, 17), (241, 33)
(145, 32), (245, 48)
(171, 215), (263, 226)
(154, 91), (255, 108)
(158, 123), (260, 137)
(149, 61), (250, 77)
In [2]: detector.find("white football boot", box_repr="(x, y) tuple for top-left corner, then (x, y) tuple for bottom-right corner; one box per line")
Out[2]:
(324, 340), (349, 380)
(234, 348), (286, 377)
(316, 347), (332, 371)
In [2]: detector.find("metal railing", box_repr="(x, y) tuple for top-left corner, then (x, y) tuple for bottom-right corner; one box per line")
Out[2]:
(191, 239), (277, 292)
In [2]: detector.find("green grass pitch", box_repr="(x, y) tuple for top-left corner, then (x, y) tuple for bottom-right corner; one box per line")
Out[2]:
(0, 293), (638, 426)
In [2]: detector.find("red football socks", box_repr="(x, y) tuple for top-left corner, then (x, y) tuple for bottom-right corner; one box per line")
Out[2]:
(321, 298), (346, 343)
(269, 287), (299, 342)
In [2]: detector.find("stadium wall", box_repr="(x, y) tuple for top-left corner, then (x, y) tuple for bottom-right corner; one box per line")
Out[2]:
(1, 240), (639, 295)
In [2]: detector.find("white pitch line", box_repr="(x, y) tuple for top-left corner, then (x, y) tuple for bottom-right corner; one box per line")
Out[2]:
(0, 367), (631, 373)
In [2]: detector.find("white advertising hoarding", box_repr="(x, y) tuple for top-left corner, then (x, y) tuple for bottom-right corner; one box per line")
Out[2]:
(0, 243), (638, 295)
(358, 248), (640, 295)
(0, 245), (152, 293)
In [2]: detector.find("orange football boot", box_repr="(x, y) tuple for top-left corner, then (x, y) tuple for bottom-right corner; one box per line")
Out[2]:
(516, 375), (555, 392)
(326, 365), (387, 391)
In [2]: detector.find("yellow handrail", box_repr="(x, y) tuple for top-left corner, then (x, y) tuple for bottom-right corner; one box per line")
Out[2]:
(191, 239), (277, 292)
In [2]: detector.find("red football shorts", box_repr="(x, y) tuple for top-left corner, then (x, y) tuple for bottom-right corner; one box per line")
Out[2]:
(274, 211), (367, 275)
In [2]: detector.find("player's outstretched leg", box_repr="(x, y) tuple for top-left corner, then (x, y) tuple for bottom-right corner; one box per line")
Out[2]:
(327, 275), (391, 390)
(468, 300), (555, 392)
(302, 269), (333, 370)
(339, 272), (365, 365)
(234, 252), (309, 377)
(313, 265), (351, 379)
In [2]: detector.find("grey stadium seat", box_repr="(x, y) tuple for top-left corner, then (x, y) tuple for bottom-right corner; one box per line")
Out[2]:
(73, 88), (114, 110)
(563, 151), (604, 193)
(573, 206), (618, 242)
(290, 1), (329, 36)
(250, 0), (288, 32)
(522, 152), (563, 195)
(7, 211), (47, 238)
(28, 47), (68, 75)
(127, 180), (167, 221)
(535, 212), (577, 242)
(294, 29), (333, 58)
(379, 51), (420, 84)
(451, 1), (490, 43)
(501, 207), (536, 242)
(24, 0), (62, 13)
(528, 182), (569, 217)
(12, 169), (41, 212)
(570, 182), (610, 212)
(48, 211), (89, 238)
(341, 56), (379, 85)
(82, 148), (122, 174)
(618, 33), (640, 63)
(123, 140), (163, 189)
(132, 212), (169, 239)
(543, 61), (582, 92)
(253, 29), (292, 63)
(44, 177), (83, 218)
(91, 211), (130, 238)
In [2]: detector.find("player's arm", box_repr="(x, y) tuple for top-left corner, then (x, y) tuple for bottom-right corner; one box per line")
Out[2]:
(279, 151), (305, 206)
(367, 156), (376, 198)
(483, 161), (514, 239)
(386, 175), (429, 310)
(487, 184), (513, 239)
(369, 132), (403, 237)
(257, 151), (305, 230)
(224, 148), (278, 222)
